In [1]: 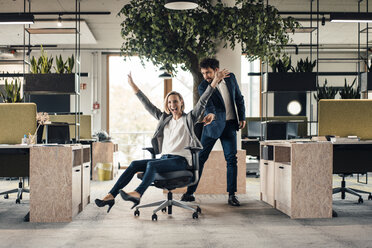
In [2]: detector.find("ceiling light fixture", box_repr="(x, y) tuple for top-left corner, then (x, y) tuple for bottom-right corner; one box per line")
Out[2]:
(159, 71), (172, 79)
(0, 13), (34, 25)
(164, 0), (198, 10)
(330, 12), (372, 23)
(57, 15), (62, 27)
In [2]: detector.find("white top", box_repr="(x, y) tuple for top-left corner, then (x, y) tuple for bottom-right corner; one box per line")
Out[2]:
(217, 79), (236, 120)
(161, 116), (192, 165)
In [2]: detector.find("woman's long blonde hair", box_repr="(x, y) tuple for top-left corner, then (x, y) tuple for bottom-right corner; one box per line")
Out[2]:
(163, 91), (185, 114)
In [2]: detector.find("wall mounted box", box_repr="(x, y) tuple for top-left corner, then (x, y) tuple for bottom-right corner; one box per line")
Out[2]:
(263, 72), (316, 92)
(24, 73), (76, 94)
(360, 72), (372, 92)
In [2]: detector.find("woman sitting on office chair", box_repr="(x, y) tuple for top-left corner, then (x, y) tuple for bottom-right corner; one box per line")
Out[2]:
(95, 69), (229, 212)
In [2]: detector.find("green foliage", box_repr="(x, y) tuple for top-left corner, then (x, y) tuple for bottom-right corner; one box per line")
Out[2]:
(269, 56), (293, 72)
(339, 78), (360, 99)
(314, 79), (338, 102)
(38, 46), (53, 74)
(54, 55), (67, 74)
(292, 57), (316, 72)
(118, 0), (299, 102)
(66, 54), (75, 73)
(30, 56), (40, 74)
(0, 78), (23, 103)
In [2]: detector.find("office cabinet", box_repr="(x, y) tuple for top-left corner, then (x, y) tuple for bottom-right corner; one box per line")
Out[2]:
(259, 160), (275, 206)
(29, 144), (90, 222)
(72, 165), (82, 217)
(274, 163), (291, 216)
(260, 141), (333, 219)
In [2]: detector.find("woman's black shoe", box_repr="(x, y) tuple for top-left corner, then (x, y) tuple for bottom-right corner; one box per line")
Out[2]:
(119, 190), (140, 209)
(95, 198), (115, 213)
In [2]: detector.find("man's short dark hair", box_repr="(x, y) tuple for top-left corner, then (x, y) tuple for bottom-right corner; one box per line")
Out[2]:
(200, 58), (219, 70)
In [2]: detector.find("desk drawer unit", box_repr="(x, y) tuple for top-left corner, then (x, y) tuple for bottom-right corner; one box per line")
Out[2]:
(72, 165), (82, 216)
(259, 141), (333, 219)
(274, 163), (291, 216)
(260, 160), (275, 206)
(82, 162), (91, 208)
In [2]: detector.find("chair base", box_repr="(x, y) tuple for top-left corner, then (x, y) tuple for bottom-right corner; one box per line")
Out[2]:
(333, 175), (372, 203)
(134, 191), (201, 220)
(0, 178), (29, 204)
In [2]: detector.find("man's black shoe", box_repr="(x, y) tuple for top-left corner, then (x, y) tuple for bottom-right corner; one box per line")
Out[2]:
(180, 193), (195, 202)
(228, 195), (240, 206)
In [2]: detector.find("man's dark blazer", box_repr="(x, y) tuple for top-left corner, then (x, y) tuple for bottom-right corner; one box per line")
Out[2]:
(198, 73), (246, 139)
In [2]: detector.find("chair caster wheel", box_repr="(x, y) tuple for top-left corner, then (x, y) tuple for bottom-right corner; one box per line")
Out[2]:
(358, 197), (364, 204)
(134, 210), (140, 217)
(4, 194), (9, 199)
(368, 194), (372, 200)
(332, 210), (338, 217)
(15, 199), (20, 204)
(152, 214), (158, 221)
(161, 207), (167, 213)
(192, 212), (198, 219)
(196, 206), (201, 214)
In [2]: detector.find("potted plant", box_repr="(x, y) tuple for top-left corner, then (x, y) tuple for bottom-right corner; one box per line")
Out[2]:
(361, 57), (372, 92)
(313, 79), (338, 102)
(339, 78), (360, 99)
(24, 47), (76, 94)
(0, 78), (23, 103)
(264, 57), (317, 92)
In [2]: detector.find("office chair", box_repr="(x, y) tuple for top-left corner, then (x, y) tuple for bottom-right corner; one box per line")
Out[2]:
(134, 123), (203, 221)
(46, 122), (71, 144)
(333, 174), (372, 203)
(0, 148), (30, 204)
(0, 178), (29, 204)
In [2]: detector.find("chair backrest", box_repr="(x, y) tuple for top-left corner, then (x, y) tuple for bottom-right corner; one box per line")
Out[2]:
(194, 122), (204, 141)
(318, 99), (372, 139)
(46, 114), (92, 140)
(0, 103), (37, 144)
(47, 123), (70, 144)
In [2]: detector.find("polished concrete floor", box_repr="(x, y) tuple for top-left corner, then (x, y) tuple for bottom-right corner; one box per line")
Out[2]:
(0, 173), (372, 248)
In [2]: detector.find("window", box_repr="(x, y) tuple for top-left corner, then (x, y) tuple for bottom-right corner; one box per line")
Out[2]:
(109, 55), (164, 165)
(241, 56), (260, 117)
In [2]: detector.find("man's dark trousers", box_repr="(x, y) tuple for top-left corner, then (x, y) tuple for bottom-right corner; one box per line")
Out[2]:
(186, 120), (237, 194)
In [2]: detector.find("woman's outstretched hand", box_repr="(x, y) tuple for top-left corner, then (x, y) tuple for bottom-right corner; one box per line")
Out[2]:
(128, 72), (140, 93)
(210, 69), (230, 88)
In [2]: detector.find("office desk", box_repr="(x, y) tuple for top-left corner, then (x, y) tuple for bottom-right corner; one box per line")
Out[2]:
(0, 144), (91, 222)
(332, 141), (372, 174)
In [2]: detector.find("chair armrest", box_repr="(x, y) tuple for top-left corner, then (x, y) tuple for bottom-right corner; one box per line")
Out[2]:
(184, 146), (202, 153)
(142, 147), (156, 159)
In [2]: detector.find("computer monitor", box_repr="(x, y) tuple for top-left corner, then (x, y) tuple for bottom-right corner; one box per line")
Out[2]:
(286, 122), (299, 139)
(247, 121), (261, 139)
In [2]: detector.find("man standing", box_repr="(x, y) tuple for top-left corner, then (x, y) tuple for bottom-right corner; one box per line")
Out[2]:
(181, 58), (246, 206)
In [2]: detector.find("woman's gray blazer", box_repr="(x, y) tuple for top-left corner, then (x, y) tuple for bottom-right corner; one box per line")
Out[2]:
(135, 85), (216, 155)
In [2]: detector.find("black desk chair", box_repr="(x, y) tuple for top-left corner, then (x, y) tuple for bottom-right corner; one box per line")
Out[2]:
(333, 174), (372, 203)
(0, 148), (29, 204)
(134, 123), (203, 221)
(46, 123), (71, 144)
